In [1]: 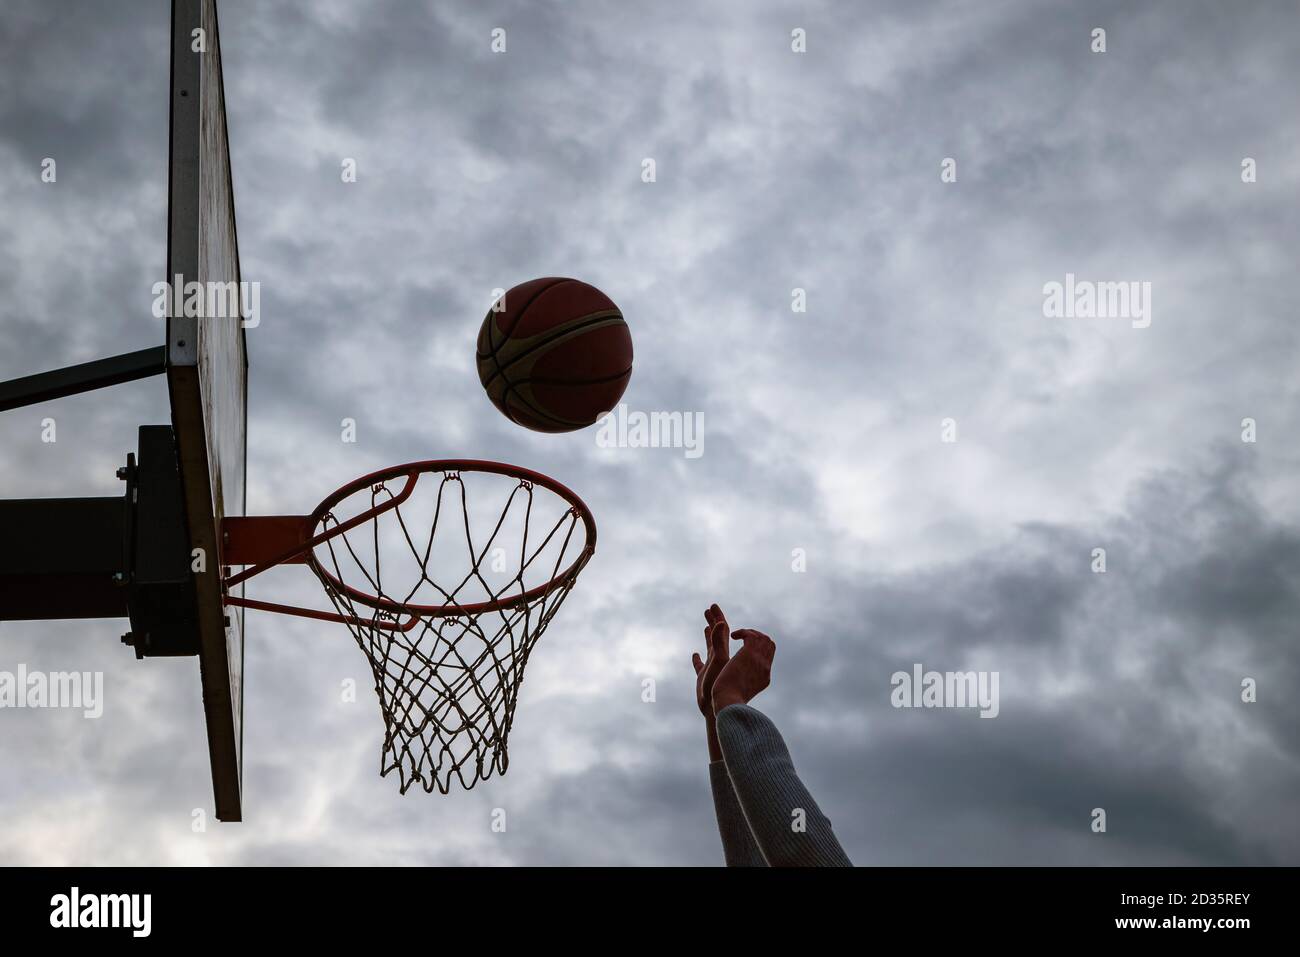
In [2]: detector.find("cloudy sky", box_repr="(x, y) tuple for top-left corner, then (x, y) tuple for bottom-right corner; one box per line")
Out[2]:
(1, 0), (1298, 865)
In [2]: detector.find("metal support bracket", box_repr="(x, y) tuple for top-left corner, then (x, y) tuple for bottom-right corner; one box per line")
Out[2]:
(0, 346), (167, 412)
(0, 425), (200, 657)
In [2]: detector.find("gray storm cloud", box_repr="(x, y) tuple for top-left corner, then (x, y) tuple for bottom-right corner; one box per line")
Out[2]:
(0, 0), (1296, 864)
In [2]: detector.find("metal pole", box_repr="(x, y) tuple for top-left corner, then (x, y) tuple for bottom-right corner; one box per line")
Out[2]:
(0, 346), (166, 412)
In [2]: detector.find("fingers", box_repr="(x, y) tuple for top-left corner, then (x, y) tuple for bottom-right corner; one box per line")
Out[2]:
(709, 620), (730, 661)
(731, 628), (775, 664)
(733, 628), (773, 654)
(692, 652), (704, 675)
(704, 604), (730, 661)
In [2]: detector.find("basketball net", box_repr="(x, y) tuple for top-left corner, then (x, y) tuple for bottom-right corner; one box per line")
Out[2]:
(307, 466), (593, 794)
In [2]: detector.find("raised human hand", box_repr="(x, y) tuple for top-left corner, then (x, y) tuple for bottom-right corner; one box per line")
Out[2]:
(691, 604), (730, 719)
(711, 628), (775, 712)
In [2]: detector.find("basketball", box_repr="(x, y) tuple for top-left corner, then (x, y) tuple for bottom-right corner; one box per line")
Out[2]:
(476, 277), (633, 433)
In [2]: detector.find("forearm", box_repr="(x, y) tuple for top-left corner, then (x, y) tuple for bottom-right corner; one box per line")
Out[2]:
(706, 715), (723, 763)
(708, 760), (767, 866)
(715, 703), (852, 867)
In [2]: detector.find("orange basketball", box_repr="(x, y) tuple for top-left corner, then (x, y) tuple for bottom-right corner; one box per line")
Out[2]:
(476, 278), (633, 433)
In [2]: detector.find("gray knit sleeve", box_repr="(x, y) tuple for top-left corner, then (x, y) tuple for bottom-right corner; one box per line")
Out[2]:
(709, 760), (768, 866)
(715, 703), (853, 867)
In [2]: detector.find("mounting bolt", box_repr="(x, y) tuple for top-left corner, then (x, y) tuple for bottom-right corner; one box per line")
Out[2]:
(121, 631), (147, 660)
(116, 466), (129, 480)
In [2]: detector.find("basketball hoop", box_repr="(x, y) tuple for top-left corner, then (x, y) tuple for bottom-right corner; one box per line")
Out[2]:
(221, 460), (596, 794)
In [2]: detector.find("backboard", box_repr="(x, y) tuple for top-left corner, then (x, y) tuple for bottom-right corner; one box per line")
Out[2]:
(165, 0), (246, 821)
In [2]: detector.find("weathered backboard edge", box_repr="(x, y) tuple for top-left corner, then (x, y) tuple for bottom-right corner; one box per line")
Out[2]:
(165, 0), (246, 822)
